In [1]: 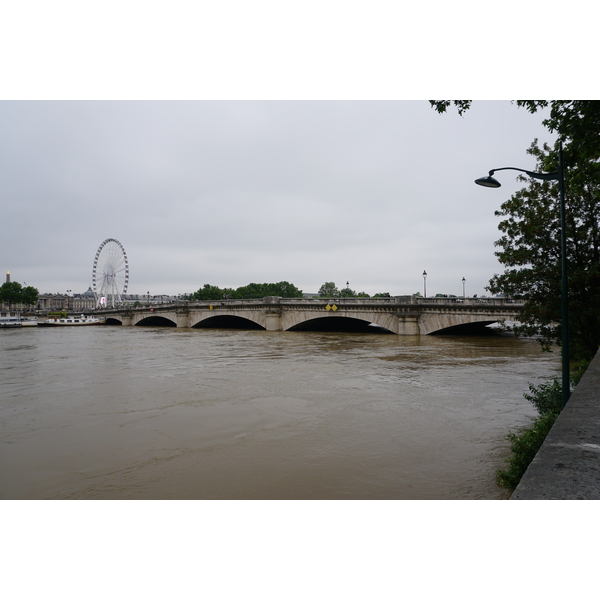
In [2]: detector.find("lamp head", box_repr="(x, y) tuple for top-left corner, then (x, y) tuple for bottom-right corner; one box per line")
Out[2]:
(475, 175), (501, 188)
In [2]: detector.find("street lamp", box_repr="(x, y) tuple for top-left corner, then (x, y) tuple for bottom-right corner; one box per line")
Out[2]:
(422, 270), (427, 298)
(66, 290), (71, 312)
(475, 142), (569, 407)
(462, 277), (466, 298)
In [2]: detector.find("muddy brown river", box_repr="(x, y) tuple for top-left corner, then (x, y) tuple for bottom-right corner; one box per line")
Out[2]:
(0, 325), (560, 499)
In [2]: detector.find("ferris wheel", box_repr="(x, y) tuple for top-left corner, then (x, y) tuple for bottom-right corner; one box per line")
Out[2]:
(92, 238), (129, 308)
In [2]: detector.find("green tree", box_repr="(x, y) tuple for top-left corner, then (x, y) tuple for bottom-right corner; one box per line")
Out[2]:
(234, 282), (264, 298)
(21, 286), (39, 306)
(373, 292), (391, 298)
(339, 286), (355, 297)
(486, 139), (600, 362)
(318, 282), (339, 297)
(222, 287), (240, 300)
(269, 281), (303, 298)
(191, 281), (303, 301)
(191, 284), (226, 301)
(0, 281), (23, 305)
(235, 281), (302, 298)
(0, 281), (38, 307)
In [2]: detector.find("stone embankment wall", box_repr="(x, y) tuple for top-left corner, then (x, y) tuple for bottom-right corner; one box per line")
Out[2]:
(512, 349), (600, 500)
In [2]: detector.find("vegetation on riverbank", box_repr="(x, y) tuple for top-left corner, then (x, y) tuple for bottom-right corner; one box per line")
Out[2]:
(496, 359), (590, 489)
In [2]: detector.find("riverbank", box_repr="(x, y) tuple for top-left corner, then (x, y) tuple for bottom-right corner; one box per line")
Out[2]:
(512, 348), (600, 499)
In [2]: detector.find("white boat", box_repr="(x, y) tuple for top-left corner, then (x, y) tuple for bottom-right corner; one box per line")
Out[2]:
(38, 314), (106, 327)
(0, 311), (23, 328)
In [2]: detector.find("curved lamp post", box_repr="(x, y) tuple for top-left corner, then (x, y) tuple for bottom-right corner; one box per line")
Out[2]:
(475, 143), (569, 407)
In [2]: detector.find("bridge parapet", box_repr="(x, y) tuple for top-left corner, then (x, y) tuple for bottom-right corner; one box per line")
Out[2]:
(409, 297), (524, 307)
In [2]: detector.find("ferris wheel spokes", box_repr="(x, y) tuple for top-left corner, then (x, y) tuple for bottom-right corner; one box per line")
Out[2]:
(92, 238), (129, 308)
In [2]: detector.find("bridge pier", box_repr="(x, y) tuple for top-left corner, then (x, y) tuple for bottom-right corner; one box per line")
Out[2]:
(176, 313), (190, 328)
(396, 314), (420, 335)
(264, 313), (282, 331)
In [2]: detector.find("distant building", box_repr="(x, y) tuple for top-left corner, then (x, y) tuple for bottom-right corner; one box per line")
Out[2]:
(36, 293), (68, 312)
(30, 289), (184, 313)
(71, 287), (96, 311)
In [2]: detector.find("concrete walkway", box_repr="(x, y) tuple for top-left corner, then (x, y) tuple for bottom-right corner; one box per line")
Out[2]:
(512, 349), (600, 500)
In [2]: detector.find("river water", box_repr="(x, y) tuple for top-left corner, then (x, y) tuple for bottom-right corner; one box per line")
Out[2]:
(0, 325), (560, 499)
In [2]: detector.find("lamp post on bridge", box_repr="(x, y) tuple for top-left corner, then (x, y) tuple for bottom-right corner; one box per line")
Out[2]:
(475, 142), (569, 408)
(462, 278), (466, 298)
(422, 270), (427, 298)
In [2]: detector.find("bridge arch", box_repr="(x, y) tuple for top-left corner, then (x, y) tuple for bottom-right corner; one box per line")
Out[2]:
(287, 315), (393, 333)
(419, 312), (505, 335)
(192, 315), (265, 330)
(135, 315), (178, 327)
(282, 309), (400, 334)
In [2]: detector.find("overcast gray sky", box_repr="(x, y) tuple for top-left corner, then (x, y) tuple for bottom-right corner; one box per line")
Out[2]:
(1, 100), (555, 298)
(4, 3), (587, 299)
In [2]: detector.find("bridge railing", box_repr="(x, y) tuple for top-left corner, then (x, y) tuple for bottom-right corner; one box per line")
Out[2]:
(279, 297), (401, 305)
(408, 297), (525, 306)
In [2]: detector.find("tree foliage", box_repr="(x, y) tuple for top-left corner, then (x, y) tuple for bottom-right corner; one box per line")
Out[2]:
(318, 282), (339, 297)
(317, 282), (372, 298)
(190, 281), (303, 301)
(191, 284), (229, 301)
(0, 281), (39, 307)
(236, 281), (303, 298)
(487, 139), (600, 361)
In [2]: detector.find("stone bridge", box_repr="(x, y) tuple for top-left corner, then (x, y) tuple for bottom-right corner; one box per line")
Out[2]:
(96, 296), (524, 335)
